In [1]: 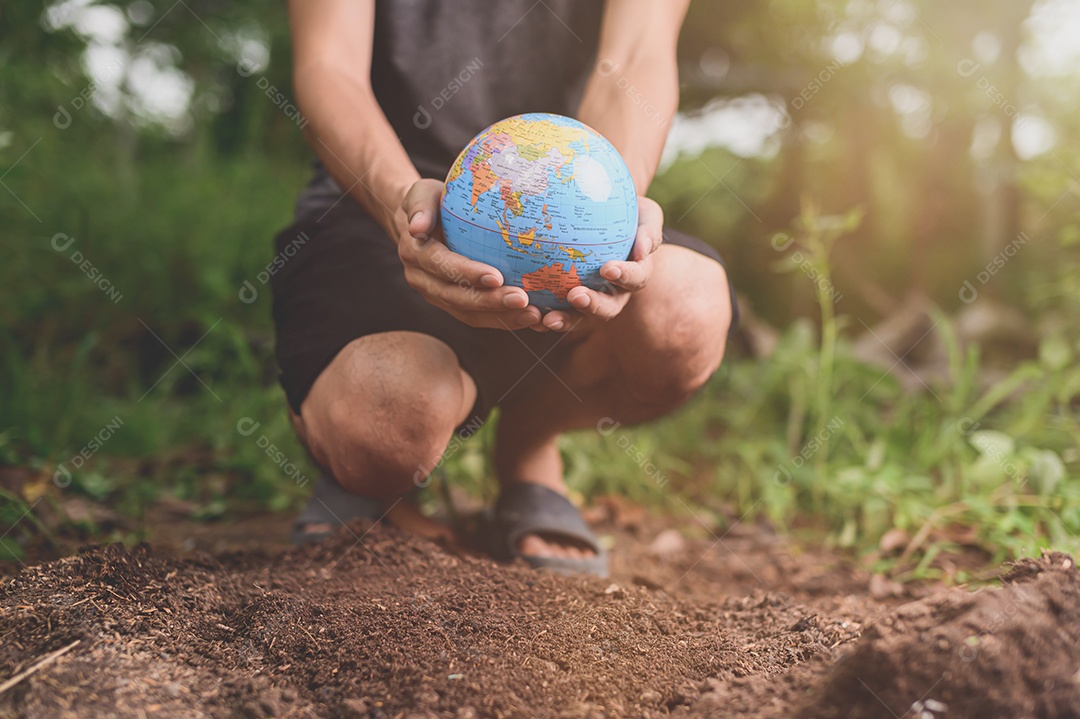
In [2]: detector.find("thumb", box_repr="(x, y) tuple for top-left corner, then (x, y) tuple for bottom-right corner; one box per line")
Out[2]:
(403, 179), (445, 238)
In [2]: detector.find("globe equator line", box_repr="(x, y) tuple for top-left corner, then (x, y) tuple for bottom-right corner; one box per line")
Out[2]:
(442, 208), (636, 247)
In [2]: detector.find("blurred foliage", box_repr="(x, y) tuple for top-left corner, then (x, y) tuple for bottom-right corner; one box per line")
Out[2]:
(1, 0), (1079, 572)
(442, 203), (1080, 577)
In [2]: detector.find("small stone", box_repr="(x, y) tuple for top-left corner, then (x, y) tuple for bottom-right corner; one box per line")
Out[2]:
(879, 528), (910, 555)
(646, 529), (686, 557)
(416, 690), (440, 704)
(869, 573), (903, 600)
(640, 690), (662, 704)
(339, 698), (369, 719)
(604, 583), (624, 597)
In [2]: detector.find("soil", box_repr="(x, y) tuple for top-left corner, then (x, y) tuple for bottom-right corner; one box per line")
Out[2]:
(1, 508), (1077, 719)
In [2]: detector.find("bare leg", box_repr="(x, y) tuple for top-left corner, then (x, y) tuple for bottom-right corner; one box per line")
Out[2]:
(292, 331), (478, 541)
(494, 246), (733, 559)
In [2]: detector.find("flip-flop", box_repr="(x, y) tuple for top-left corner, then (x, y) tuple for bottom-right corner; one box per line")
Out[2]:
(489, 482), (610, 578)
(291, 474), (386, 545)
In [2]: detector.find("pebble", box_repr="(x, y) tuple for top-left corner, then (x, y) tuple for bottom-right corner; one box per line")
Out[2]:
(339, 698), (369, 719)
(869, 573), (904, 600)
(640, 689), (663, 704)
(646, 529), (687, 557)
(878, 528), (910, 555)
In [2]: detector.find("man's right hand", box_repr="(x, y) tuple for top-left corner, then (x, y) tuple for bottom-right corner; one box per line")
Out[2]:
(397, 179), (542, 330)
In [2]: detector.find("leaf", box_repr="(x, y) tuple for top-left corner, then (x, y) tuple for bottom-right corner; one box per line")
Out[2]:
(968, 430), (1015, 459)
(1024, 449), (1066, 496)
(1039, 334), (1072, 371)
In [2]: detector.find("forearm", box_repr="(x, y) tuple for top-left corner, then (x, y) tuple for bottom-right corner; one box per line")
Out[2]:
(293, 63), (419, 239)
(576, 57), (679, 194)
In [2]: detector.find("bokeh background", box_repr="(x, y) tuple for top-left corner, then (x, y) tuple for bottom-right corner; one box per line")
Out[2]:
(3, 0), (1080, 574)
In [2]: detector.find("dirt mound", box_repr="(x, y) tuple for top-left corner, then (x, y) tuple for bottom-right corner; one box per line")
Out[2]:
(0, 522), (1076, 719)
(794, 552), (1080, 719)
(0, 526), (860, 718)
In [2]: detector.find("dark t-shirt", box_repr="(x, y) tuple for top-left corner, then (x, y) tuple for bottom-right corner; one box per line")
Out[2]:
(295, 0), (605, 217)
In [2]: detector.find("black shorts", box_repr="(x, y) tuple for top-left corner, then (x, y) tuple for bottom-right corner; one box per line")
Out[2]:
(270, 197), (738, 424)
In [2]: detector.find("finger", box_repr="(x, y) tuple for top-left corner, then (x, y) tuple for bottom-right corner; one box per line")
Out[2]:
(401, 183), (510, 288)
(599, 256), (652, 292)
(407, 234), (509, 290)
(457, 306), (542, 330)
(630, 197), (664, 262)
(566, 285), (627, 321)
(402, 179), (445, 239)
(541, 309), (579, 332)
(404, 268), (529, 313)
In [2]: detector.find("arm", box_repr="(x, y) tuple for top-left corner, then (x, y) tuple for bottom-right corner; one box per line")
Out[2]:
(287, 0), (416, 238)
(576, 0), (690, 194)
(287, 0), (538, 329)
(542, 0), (689, 330)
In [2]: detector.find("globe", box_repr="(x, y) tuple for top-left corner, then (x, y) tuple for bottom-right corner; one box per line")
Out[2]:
(441, 113), (638, 311)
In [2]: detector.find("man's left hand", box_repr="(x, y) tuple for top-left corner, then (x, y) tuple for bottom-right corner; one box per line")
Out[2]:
(532, 196), (664, 332)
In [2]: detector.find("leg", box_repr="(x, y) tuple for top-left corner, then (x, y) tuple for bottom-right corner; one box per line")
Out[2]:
(271, 197), (548, 545)
(293, 331), (477, 538)
(495, 245), (733, 557)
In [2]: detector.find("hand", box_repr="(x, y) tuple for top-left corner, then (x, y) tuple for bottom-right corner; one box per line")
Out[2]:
(535, 196), (663, 333)
(397, 179), (542, 330)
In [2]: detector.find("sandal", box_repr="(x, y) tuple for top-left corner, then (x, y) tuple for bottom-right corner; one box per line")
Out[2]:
(489, 482), (609, 578)
(291, 474), (385, 545)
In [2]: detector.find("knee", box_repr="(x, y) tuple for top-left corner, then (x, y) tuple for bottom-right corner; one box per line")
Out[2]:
(628, 309), (729, 407)
(308, 336), (465, 500)
(625, 254), (732, 408)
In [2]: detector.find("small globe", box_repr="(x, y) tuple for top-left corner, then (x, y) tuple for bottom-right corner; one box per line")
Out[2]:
(441, 113), (638, 311)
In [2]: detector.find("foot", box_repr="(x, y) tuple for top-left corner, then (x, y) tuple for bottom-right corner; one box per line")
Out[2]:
(385, 502), (457, 544)
(293, 475), (456, 545)
(509, 479), (598, 561)
(516, 533), (594, 560)
(297, 503), (455, 544)
(494, 432), (598, 562)
(488, 481), (608, 577)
